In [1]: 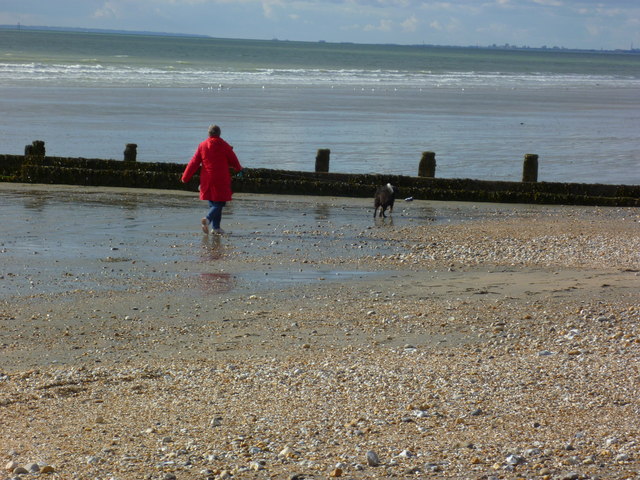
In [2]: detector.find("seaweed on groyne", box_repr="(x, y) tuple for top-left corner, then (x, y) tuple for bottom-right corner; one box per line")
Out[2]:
(1, 154), (638, 207)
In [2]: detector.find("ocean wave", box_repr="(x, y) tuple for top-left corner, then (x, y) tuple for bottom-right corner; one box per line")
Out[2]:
(0, 62), (637, 89)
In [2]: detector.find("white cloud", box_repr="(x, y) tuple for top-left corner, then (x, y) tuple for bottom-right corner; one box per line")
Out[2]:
(93, 1), (122, 19)
(401, 14), (419, 32)
(363, 18), (393, 32)
(261, 0), (285, 19)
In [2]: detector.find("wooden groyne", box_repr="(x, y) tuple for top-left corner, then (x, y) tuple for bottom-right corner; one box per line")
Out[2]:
(1, 153), (639, 207)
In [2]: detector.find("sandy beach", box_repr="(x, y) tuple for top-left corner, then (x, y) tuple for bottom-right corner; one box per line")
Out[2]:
(1, 183), (639, 480)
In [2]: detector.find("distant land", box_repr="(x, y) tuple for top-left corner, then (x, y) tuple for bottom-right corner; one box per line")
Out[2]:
(1, 24), (638, 54)
(0, 24), (209, 39)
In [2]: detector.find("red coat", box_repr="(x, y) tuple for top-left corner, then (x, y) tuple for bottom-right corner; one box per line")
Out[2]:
(182, 136), (242, 201)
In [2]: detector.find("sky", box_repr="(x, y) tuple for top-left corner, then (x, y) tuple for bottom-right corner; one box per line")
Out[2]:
(1, 0), (639, 50)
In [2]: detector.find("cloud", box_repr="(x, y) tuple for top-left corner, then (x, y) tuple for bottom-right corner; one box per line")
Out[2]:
(401, 14), (419, 32)
(260, 0), (285, 19)
(428, 16), (461, 33)
(363, 18), (393, 32)
(92, 1), (122, 19)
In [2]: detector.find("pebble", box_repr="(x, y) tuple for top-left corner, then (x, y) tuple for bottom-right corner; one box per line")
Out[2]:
(396, 449), (413, 458)
(524, 447), (541, 456)
(278, 446), (295, 459)
(329, 467), (343, 477)
(506, 454), (525, 465)
(1, 207), (638, 480)
(366, 450), (380, 466)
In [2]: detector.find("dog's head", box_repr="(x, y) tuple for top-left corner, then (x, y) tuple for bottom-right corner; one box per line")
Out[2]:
(386, 183), (397, 196)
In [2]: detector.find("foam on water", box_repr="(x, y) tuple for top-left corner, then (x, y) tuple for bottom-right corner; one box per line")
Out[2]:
(2, 61), (638, 89)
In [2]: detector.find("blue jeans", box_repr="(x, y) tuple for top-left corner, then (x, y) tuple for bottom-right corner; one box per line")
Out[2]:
(206, 201), (226, 229)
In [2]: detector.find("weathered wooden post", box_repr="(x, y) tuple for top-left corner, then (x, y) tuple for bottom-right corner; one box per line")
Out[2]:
(315, 148), (330, 173)
(124, 143), (137, 162)
(24, 140), (45, 157)
(32, 140), (45, 157)
(418, 151), (436, 177)
(522, 153), (538, 182)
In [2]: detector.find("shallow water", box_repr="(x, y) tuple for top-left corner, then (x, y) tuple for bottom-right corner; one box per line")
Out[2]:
(0, 186), (376, 297)
(1, 184), (533, 298)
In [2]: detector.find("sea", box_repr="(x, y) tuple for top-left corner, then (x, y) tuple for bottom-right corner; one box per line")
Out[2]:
(1, 29), (639, 185)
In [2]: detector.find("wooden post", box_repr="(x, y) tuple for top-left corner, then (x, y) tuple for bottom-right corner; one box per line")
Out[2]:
(315, 148), (330, 173)
(418, 151), (436, 177)
(25, 140), (45, 157)
(124, 143), (137, 162)
(522, 153), (538, 182)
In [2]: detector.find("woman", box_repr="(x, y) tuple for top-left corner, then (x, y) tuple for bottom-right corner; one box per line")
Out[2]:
(181, 124), (243, 234)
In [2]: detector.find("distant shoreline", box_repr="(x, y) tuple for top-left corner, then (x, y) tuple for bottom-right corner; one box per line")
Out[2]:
(0, 24), (209, 39)
(1, 24), (638, 54)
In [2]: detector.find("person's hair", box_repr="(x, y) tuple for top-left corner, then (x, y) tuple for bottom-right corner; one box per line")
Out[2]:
(208, 124), (221, 137)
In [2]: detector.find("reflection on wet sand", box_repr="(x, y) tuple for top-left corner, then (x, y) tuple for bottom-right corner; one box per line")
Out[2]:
(23, 193), (48, 213)
(198, 234), (234, 292)
(199, 272), (235, 293)
(200, 235), (224, 261)
(314, 203), (330, 221)
(374, 215), (394, 227)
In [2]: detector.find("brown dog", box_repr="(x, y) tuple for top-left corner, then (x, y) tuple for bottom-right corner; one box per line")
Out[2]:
(373, 183), (397, 218)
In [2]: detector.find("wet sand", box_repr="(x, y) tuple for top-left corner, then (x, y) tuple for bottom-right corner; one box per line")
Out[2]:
(1, 183), (639, 479)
